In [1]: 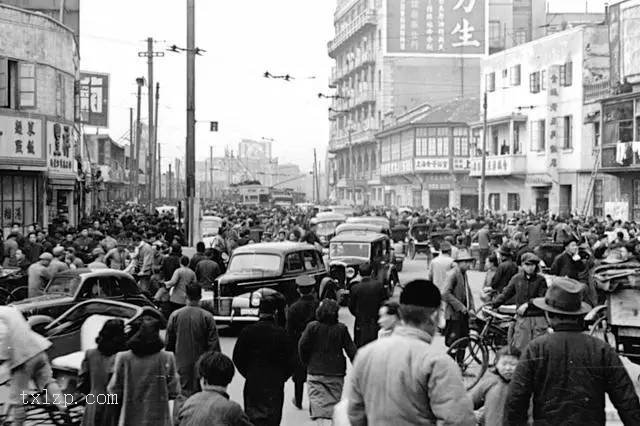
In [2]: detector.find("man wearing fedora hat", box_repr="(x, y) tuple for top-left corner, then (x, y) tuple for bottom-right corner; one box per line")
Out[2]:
(442, 248), (476, 363)
(286, 274), (319, 409)
(505, 277), (640, 425)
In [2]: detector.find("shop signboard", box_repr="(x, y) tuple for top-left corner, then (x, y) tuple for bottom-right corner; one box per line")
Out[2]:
(46, 121), (77, 174)
(80, 71), (109, 128)
(414, 157), (450, 172)
(380, 159), (413, 176)
(386, 0), (487, 56)
(0, 115), (44, 163)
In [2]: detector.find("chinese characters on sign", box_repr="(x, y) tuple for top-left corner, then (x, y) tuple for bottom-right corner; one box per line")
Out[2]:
(0, 116), (43, 161)
(414, 157), (450, 171)
(80, 71), (110, 128)
(380, 159), (413, 176)
(470, 157), (513, 176)
(47, 121), (77, 173)
(547, 65), (560, 171)
(387, 0), (486, 55)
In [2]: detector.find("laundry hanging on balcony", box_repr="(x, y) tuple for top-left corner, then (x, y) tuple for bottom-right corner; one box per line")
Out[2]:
(617, 142), (633, 166)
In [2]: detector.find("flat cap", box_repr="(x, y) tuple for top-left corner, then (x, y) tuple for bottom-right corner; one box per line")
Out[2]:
(39, 252), (53, 261)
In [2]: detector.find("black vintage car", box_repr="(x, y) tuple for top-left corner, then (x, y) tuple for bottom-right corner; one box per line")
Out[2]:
(328, 231), (400, 305)
(314, 212), (347, 247)
(203, 242), (333, 325)
(12, 268), (155, 320)
(407, 224), (431, 260)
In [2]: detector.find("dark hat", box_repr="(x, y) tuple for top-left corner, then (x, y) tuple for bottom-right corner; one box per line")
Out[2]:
(521, 252), (541, 265)
(400, 280), (441, 308)
(439, 241), (452, 252)
(532, 278), (591, 316)
(39, 252), (53, 261)
(453, 249), (475, 262)
(139, 306), (167, 328)
(562, 238), (577, 248)
(499, 246), (513, 257)
(295, 274), (315, 287)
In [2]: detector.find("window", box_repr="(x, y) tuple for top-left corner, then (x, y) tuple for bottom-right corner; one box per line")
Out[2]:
(391, 135), (401, 160)
(472, 128), (481, 154)
(529, 72), (540, 93)
(18, 63), (36, 108)
(285, 253), (304, 272)
(561, 115), (573, 149)
(560, 61), (573, 86)
(488, 193), (500, 211)
(489, 20), (501, 46)
(604, 101), (633, 144)
(513, 124), (521, 154)
(416, 128), (428, 156)
(593, 179), (603, 217)
(302, 251), (319, 271)
(0, 58), (18, 109)
(514, 29), (527, 45)
(486, 72), (495, 92)
(98, 139), (106, 164)
(510, 65), (521, 86)
(594, 121), (600, 147)
(381, 139), (391, 162)
(502, 69), (508, 79)
(541, 70), (547, 91)
(531, 120), (546, 151)
(453, 127), (469, 156)
(55, 73), (65, 117)
(508, 193), (520, 211)
(400, 130), (413, 158)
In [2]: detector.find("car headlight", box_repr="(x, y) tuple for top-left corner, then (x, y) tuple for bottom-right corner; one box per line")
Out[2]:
(346, 267), (356, 278)
(250, 292), (261, 307)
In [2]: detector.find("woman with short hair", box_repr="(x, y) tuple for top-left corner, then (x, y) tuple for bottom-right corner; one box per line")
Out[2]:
(299, 299), (357, 425)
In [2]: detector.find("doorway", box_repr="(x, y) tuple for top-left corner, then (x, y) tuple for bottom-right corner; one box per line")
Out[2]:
(534, 187), (550, 214)
(461, 194), (478, 212)
(429, 190), (449, 210)
(412, 190), (422, 209)
(559, 185), (572, 216)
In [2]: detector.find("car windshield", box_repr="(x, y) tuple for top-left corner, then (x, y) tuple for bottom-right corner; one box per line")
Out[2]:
(228, 254), (281, 273)
(317, 221), (342, 235)
(45, 275), (82, 296)
(330, 242), (370, 258)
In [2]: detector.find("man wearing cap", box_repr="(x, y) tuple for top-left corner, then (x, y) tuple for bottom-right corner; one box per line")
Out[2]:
(233, 293), (295, 426)
(347, 279), (475, 425)
(87, 247), (108, 269)
(349, 263), (388, 348)
(505, 278), (640, 424)
(489, 246), (519, 302)
(27, 253), (53, 298)
(442, 249), (476, 363)
(549, 239), (585, 280)
(49, 246), (69, 275)
(492, 253), (548, 352)
(286, 274), (319, 409)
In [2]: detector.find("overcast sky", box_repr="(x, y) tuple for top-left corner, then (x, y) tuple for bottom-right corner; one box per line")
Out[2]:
(79, 0), (606, 173)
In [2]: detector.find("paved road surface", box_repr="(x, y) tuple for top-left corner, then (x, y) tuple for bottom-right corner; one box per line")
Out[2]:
(0, 257), (635, 424)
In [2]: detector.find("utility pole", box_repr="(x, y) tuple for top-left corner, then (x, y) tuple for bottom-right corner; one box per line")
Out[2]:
(186, 0), (196, 246)
(209, 145), (214, 200)
(348, 128), (355, 205)
(480, 91), (488, 213)
(134, 77), (144, 202)
(168, 163), (173, 199)
(157, 143), (161, 200)
(313, 149), (318, 203)
(153, 82), (160, 204)
(176, 158), (181, 199)
(128, 107), (134, 199)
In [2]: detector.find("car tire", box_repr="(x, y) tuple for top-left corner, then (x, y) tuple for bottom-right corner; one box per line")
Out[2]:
(10, 286), (28, 302)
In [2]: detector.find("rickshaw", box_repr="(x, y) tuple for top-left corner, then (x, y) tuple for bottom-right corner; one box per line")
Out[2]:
(390, 223), (409, 260)
(587, 262), (640, 365)
(406, 224), (431, 260)
(0, 266), (28, 304)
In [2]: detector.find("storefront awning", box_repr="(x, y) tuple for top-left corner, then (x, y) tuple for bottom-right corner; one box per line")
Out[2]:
(48, 177), (77, 189)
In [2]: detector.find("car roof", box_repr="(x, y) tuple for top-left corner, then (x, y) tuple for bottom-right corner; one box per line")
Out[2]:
(336, 223), (386, 234)
(315, 212), (346, 221)
(52, 268), (135, 280)
(330, 232), (387, 243)
(71, 298), (143, 311)
(346, 216), (390, 225)
(232, 242), (318, 255)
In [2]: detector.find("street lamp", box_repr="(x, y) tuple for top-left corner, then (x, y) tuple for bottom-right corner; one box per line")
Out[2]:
(132, 77), (145, 202)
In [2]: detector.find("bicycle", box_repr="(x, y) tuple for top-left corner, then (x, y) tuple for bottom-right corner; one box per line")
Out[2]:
(0, 389), (85, 426)
(446, 304), (515, 390)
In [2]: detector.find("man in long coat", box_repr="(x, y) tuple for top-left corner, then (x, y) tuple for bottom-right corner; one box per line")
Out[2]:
(286, 274), (319, 409)
(348, 263), (387, 348)
(233, 293), (295, 426)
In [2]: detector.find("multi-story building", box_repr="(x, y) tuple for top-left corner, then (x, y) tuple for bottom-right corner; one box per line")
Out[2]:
(0, 4), (79, 233)
(597, 0), (640, 220)
(84, 134), (128, 202)
(326, 0), (566, 206)
(470, 24), (610, 215)
(376, 98), (479, 209)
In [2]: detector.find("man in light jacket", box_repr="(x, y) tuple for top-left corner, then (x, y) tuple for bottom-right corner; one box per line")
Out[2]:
(164, 255), (197, 317)
(346, 279), (475, 426)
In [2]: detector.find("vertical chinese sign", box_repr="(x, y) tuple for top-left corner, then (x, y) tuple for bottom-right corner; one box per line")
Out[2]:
(79, 71), (109, 128)
(387, 0), (487, 56)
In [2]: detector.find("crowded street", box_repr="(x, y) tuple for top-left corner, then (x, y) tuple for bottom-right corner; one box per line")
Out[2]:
(4, 0), (640, 425)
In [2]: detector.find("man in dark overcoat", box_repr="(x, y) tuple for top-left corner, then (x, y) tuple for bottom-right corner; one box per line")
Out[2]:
(348, 262), (387, 348)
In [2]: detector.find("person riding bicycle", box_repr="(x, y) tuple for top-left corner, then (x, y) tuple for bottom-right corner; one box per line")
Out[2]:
(0, 306), (67, 426)
(490, 253), (548, 352)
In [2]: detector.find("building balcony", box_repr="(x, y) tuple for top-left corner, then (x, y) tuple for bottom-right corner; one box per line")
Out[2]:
(329, 121), (377, 152)
(328, 9), (376, 57)
(354, 89), (375, 106)
(584, 81), (611, 103)
(601, 143), (640, 172)
(331, 50), (375, 86)
(469, 155), (527, 177)
(329, 67), (338, 88)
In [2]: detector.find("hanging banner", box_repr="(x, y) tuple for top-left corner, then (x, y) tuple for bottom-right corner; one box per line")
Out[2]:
(80, 71), (110, 128)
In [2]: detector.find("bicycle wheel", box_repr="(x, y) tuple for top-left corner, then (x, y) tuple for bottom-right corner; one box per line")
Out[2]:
(590, 315), (616, 348)
(447, 335), (488, 390)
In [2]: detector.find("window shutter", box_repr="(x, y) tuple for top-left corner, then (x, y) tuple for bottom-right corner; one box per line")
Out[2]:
(0, 58), (7, 107)
(18, 62), (36, 108)
(531, 121), (539, 150)
(556, 116), (565, 149)
(565, 62), (572, 86)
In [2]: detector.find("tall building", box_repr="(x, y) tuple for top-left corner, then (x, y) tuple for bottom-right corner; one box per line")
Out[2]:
(326, 0), (603, 207)
(1, 0), (80, 40)
(0, 4), (79, 232)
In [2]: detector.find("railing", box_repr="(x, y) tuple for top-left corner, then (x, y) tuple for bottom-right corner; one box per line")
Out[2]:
(469, 155), (527, 177)
(329, 120), (378, 152)
(328, 10), (376, 55)
(354, 89), (375, 105)
(584, 81), (611, 103)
